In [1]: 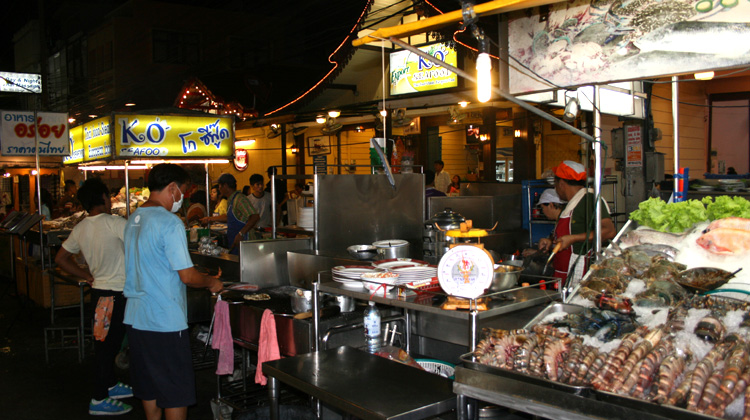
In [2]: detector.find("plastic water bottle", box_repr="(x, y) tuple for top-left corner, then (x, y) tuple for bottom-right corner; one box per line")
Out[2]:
(363, 301), (381, 353)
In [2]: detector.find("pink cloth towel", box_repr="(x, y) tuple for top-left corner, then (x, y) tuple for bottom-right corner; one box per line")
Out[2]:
(255, 308), (281, 385)
(211, 299), (234, 375)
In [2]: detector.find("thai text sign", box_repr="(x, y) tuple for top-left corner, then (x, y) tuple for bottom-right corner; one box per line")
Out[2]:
(0, 72), (42, 93)
(114, 114), (234, 158)
(1, 111), (69, 155)
(84, 117), (112, 161)
(63, 125), (85, 164)
(390, 43), (458, 95)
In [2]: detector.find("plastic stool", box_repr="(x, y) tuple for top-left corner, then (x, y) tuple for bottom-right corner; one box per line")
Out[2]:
(44, 319), (83, 363)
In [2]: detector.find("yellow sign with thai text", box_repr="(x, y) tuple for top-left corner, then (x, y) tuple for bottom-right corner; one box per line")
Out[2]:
(390, 43), (458, 95)
(83, 116), (112, 161)
(114, 114), (234, 158)
(63, 125), (84, 164)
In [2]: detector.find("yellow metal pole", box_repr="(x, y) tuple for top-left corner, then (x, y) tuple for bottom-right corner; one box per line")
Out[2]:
(353, 0), (561, 46)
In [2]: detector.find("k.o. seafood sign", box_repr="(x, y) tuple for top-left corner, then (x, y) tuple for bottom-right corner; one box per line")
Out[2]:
(1, 111), (70, 156)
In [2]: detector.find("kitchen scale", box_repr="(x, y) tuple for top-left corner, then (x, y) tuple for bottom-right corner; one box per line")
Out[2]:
(436, 221), (497, 300)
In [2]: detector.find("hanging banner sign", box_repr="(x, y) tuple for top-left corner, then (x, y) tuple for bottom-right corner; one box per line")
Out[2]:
(626, 125), (643, 167)
(390, 42), (458, 95)
(114, 114), (234, 158)
(1, 111), (70, 155)
(63, 125), (85, 164)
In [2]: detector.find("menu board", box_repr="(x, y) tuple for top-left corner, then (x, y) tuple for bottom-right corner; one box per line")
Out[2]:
(114, 114), (234, 158)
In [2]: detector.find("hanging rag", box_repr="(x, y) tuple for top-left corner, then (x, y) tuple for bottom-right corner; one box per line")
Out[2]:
(255, 308), (280, 385)
(93, 296), (114, 341)
(211, 299), (234, 375)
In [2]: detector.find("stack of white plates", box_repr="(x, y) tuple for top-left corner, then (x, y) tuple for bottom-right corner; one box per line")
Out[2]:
(718, 179), (746, 192)
(372, 258), (429, 270)
(297, 207), (314, 229)
(331, 265), (380, 288)
(388, 265), (438, 285)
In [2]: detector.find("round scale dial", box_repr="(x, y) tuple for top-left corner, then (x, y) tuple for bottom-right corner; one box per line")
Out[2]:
(437, 245), (494, 299)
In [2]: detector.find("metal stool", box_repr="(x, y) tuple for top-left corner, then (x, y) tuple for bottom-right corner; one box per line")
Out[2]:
(44, 318), (83, 363)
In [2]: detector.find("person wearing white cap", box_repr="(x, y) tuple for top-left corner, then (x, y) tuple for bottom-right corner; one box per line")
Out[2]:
(541, 160), (615, 288)
(537, 188), (564, 222)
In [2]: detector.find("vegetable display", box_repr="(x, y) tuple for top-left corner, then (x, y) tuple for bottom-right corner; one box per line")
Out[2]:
(630, 196), (750, 233)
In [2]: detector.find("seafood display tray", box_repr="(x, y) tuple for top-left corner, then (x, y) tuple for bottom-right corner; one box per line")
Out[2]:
(594, 390), (719, 420)
(523, 302), (585, 330)
(459, 352), (591, 397)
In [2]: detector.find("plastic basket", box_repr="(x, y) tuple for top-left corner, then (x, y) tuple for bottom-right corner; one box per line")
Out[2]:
(416, 358), (455, 380)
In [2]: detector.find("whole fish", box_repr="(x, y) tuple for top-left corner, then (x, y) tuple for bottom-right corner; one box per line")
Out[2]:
(705, 217), (750, 233)
(620, 228), (686, 248)
(696, 228), (750, 254)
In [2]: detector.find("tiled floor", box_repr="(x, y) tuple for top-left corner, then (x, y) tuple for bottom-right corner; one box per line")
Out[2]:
(0, 278), (223, 420)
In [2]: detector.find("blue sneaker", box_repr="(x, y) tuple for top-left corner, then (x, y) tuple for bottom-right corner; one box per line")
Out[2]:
(108, 382), (133, 399)
(89, 398), (132, 415)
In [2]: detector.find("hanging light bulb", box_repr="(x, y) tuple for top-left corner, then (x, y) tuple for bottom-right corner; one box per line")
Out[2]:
(328, 110), (341, 118)
(315, 115), (326, 124)
(379, 109), (387, 117)
(476, 53), (491, 103)
(563, 95), (580, 123)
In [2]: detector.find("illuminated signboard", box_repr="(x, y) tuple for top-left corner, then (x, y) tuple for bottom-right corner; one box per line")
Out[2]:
(389, 43), (458, 95)
(1, 111), (69, 155)
(63, 125), (85, 164)
(114, 114), (234, 158)
(0, 72), (42, 94)
(83, 117), (112, 161)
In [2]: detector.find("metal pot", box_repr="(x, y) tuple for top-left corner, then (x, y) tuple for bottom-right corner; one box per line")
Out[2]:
(330, 295), (356, 313)
(372, 239), (410, 259)
(291, 289), (313, 313)
(489, 264), (523, 292)
(423, 208), (465, 257)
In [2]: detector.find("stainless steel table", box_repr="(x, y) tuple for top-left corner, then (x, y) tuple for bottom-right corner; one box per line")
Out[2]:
(263, 345), (456, 420)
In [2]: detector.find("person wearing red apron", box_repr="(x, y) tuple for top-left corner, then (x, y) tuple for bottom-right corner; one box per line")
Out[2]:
(546, 161), (616, 290)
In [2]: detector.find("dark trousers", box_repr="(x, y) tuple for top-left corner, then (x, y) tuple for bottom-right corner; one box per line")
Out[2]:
(90, 289), (127, 401)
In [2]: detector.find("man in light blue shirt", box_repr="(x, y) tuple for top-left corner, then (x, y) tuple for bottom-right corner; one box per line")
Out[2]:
(123, 163), (222, 420)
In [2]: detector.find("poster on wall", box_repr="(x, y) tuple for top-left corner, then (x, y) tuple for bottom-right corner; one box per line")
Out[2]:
(508, 0), (750, 94)
(626, 125), (643, 167)
(1, 111), (69, 155)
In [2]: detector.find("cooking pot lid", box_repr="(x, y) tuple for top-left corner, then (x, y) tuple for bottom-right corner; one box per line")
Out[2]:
(429, 208), (465, 225)
(372, 239), (409, 248)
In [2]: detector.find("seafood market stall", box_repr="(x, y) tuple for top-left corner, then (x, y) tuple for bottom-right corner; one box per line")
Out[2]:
(455, 206), (750, 420)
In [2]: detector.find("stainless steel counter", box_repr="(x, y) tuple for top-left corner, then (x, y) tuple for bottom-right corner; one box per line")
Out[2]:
(264, 346), (456, 420)
(315, 275), (558, 359)
(453, 365), (714, 420)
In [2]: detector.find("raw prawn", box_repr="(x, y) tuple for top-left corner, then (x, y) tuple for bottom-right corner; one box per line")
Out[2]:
(696, 227), (750, 254)
(711, 340), (749, 411)
(635, 337), (674, 398)
(707, 368), (750, 418)
(513, 334), (538, 374)
(654, 353), (688, 404)
(612, 328), (664, 392)
(688, 342), (732, 411)
(543, 337), (571, 382)
(560, 339), (584, 384)
(571, 347), (599, 386)
(667, 367), (695, 406)
(697, 364), (725, 412)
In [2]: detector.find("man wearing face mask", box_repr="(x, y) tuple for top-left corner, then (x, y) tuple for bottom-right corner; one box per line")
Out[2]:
(123, 164), (223, 420)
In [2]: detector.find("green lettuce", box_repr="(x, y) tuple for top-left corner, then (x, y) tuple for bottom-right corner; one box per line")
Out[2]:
(703, 195), (750, 220)
(629, 197), (707, 233)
